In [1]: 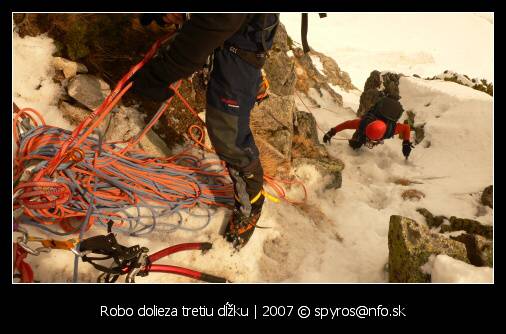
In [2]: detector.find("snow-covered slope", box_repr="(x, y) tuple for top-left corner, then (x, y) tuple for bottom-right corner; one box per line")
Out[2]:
(13, 26), (492, 283)
(281, 13), (494, 90)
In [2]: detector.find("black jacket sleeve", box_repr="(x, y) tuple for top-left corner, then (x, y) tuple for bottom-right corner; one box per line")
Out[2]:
(148, 14), (248, 84)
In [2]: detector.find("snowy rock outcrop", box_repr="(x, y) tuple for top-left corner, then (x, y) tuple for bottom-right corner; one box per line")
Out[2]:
(440, 216), (493, 239)
(250, 22), (346, 180)
(251, 95), (295, 176)
(357, 70), (402, 117)
(416, 208), (493, 268)
(481, 185), (493, 208)
(388, 215), (470, 283)
(250, 24), (297, 176)
(262, 23), (297, 96)
(427, 70), (493, 96)
(292, 110), (344, 189)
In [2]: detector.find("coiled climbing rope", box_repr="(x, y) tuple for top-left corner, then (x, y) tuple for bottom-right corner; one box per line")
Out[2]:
(13, 32), (307, 240)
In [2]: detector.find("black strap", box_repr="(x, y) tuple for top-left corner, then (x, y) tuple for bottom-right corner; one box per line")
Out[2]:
(301, 13), (326, 53)
(301, 13), (310, 53)
(226, 45), (267, 69)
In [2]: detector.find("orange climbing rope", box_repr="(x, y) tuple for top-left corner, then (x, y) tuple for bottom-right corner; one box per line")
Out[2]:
(13, 33), (307, 238)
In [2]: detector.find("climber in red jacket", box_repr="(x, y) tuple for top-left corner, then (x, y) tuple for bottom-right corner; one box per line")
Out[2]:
(323, 95), (415, 159)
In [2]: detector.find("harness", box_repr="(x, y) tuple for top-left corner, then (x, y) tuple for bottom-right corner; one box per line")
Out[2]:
(224, 14), (280, 69)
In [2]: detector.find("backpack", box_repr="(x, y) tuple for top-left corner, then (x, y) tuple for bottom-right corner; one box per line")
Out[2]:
(358, 96), (404, 140)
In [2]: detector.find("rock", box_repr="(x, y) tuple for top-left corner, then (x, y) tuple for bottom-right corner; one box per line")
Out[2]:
(405, 110), (426, 144)
(416, 208), (447, 228)
(481, 185), (493, 208)
(256, 137), (291, 177)
(271, 21), (290, 53)
(294, 110), (320, 144)
(251, 95), (295, 160)
(52, 56), (87, 78)
(440, 216), (493, 239)
(263, 23), (297, 97)
(59, 101), (112, 135)
(293, 157), (344, 189)
(388, 215), (470, 282)
(292, 110), (328, 158)
(59, 101), (170, 157)
(356, 88), (384, 118)
(293, 50), (343, 107)
(401, 189), (425, 201)
(310, 50), (357, 91)
(357, 71), (402, 117)
(105, 106), (171, 158)
(67, 74), (111, 111)
(450, 233), (493, 267)
(381, 72), (401, 100)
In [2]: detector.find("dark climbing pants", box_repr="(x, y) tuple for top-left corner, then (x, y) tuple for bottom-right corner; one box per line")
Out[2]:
(206, 48), (264, 210)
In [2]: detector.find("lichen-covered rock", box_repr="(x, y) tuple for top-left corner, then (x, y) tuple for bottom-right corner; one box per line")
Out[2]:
(450, 233), (493, 267)
(388, 215), (470, 283)
(263, 23), (297, 97)
(255, 137), (291, 177)
(357, 71), (402, 117)
(416, 208), (447, 228)
(294, 110), (320, 145)
(293, 157), (345, 189)
(481, 185), (493, 208)
(251, 95), (295, 159)
(440, 216), (493, 239)
(67, 74), (111, 111)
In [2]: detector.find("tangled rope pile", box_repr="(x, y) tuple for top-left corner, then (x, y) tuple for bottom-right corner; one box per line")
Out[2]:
(13, 33), (307, 242)
(14, 119), (234, 236)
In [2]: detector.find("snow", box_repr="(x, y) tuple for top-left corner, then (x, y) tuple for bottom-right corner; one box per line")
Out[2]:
(12, 33), (72, 132)
(431, 70), (483, 88)
(13, 16), (493, 283)
(281, 13), (494, 90)
(310, 54), (325, 75)
(429, 255), (493, 283)
(329, 84), (361, 112)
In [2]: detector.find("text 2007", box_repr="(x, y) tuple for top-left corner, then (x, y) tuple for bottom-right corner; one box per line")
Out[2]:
(262, 305), (294, 317)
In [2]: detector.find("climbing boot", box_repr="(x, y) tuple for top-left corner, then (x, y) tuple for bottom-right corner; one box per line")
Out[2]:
(224, 194), (264, 249)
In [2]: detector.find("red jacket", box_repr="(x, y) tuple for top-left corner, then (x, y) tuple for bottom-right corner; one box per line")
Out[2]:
(333, 119), (411, 141)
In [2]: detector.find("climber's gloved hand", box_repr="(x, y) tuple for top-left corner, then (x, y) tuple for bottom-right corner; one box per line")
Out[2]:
(130, 59), (175, 102)
(402, 140), (415, 159)
(348, 138), (362, 150)
(323, 128), (337, 144)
